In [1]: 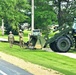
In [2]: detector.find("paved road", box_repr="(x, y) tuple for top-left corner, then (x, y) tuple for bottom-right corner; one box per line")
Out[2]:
(0, 59), (33, 75)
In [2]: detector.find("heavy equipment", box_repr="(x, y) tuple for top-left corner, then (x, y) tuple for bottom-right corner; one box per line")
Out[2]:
(26, 18), (76, 52)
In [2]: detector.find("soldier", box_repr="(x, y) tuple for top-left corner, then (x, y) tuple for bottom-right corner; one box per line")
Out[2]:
(8, 31), (14, 48)
(19, 30), (24, 48)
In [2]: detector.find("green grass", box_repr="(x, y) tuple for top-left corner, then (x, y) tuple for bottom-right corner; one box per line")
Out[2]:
(0, 30), (76, 74)
(0, 35), (28, 42)
(0, 30), (31, 42)
(0, 42), (76, 75)
(23, 30), (31, 36)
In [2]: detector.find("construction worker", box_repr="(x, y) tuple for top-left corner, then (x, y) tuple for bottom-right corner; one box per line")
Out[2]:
(19, 30), (24, 48)
(8, 31), (14, 48)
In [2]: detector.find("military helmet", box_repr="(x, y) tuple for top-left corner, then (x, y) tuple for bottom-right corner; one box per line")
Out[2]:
(9, 31), (12, 34)
(19, 29), (22, 32)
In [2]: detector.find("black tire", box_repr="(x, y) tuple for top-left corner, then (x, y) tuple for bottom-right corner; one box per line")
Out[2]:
(56, 36), (71, 52)
(49, 41), (58, 52)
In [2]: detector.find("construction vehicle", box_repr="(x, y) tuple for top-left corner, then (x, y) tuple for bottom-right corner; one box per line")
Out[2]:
(27, 29), (46, 49)
(26, 18), (76, 52)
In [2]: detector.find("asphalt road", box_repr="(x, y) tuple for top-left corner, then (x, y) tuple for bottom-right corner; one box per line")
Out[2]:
(0, 59), (33, 75)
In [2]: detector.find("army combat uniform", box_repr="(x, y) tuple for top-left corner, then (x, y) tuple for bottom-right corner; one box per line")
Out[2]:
(8, 31), (14, 48)
(19, 30), (24, 47)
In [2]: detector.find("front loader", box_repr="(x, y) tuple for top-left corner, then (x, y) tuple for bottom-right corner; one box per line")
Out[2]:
(27, 18), (76, 52)
(27, 29), (46, 49)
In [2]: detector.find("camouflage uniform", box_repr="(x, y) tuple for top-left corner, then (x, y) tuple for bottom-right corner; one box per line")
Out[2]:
(19, 30), (24, 47)
(8, 31), (14, 48)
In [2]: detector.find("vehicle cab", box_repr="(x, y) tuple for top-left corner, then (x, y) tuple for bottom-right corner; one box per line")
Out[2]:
(72, 18), (76, 36)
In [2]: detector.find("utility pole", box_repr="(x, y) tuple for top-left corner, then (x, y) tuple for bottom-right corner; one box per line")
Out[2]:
(31, 0), (34, 32)
(58, 0), (61, 26)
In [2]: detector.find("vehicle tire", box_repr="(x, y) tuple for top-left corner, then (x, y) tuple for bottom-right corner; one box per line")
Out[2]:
(56, 36), (71, 52)
(49, 41), (58, 52)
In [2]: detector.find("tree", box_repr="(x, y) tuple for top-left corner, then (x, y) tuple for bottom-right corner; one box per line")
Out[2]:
(54, 0), (76, 26)
(0, 0), (30, 34)
(34, 0), (57, 31)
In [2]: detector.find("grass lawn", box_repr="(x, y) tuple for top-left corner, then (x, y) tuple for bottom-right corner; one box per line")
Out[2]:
(0, 42), (76, 75)
(0, 30), (31, 42)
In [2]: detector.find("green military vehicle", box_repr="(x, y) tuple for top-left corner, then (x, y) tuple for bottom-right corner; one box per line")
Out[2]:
(27, 18), (76, 52)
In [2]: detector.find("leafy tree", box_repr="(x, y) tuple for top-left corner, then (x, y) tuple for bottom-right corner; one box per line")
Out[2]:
(54, 0), (76, 26)
(34, 0), (57, 31)
(0, 0), (30, 34)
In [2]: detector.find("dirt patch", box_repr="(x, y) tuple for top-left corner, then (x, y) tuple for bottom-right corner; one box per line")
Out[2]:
(0, 52), (63, 75)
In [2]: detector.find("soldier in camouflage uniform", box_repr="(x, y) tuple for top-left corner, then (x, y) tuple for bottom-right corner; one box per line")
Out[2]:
(8, 31), (14, 48)
(19, 30), (24, 48)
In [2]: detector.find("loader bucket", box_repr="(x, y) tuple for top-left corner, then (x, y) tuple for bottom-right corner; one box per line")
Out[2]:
(29, 35), (46, 49)
(28, 29), (46, 49)
(29, 35), (37, 47)
(35, 36), (46, 49)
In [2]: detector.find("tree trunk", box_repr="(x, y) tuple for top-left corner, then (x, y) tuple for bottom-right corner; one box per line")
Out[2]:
(1, 19), (4, 36)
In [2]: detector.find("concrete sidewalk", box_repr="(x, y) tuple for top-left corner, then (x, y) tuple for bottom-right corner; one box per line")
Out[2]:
(57, 53), (76, 59)
(42, 48), (76, 59)
(0, 38), (8, 42)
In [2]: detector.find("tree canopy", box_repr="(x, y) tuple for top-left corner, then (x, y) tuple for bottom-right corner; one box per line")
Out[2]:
(34, 0), (57, 30)
(0, 0), (30, 34)
(54, 0), (76, 26)
(0, 0), (76, 34)
(33, 0), (76, 31)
